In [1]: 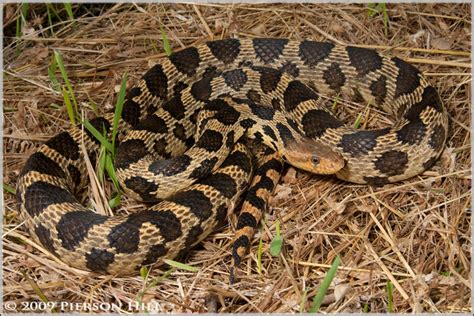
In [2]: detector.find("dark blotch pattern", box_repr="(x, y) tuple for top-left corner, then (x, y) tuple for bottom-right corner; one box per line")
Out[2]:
(24, 181), (77, 217)
(173, 123), (187, 142)
(200, 173), (237, 199)
(190, 67), (218, 101)
(247, 89), (261, 103)
(392, 57), (421, 98)
(250, 104), (275, 120)
(57, 210), (108, 251)
(190, 157), (218, 179)
(283, 80), (319, 111)
(226, 130), (235, 148)
(214, 106), (241, 125)
(374, 150), (409, 176)
(253, 38), (289, 64)
(223, 69), (248, 91)
(301, 109), (343, 138)
(122, 99), (141, 126)
(240, 118), (256, 129)
(184, 225), (204, 250)
(136, 115), (168, 134)
(363, 176), (390, 186)
(196, 130), (224, 152)
(232, 235), (250, 266)
(169, 47), (200, 76)
(423, 157), (438, 170)
(67, 164), (81, 187)
(20, 152), (66, 179)
(169, 190), (213, 221)
(143, 64), (168, 98)
(396, 119), (426, 145)
(109, 209), (182, 255)
(46, 132), (79, 160)
(299, 41), (335, 67)
(215, 204), (228, 228)
(154, 139), (171, 159)
(86, 248), (115, 273)
(236, 212), (258, 229)
(404, 86), (444, 121)
(124, 176), (159, 203)
(173, 81), (188, 95)
(142, 244), (168, 266)
(207, 39), (241, 64)
(35, 223), (57, 255)
(220, 151), (253, 174)
(280, 61), (300, 77)
(276, 123), (295, 146)
(339, 128), (390, 156)
(271, 98), (281, 110)
(429, 125), (446, 152)
(346, 46), (383, 76)
(369, 75), (388, 105)
(162, 95), (186, 120)
(262, 125), (277, 142)
(323, 62), (346, 90)
(149, 155), (192, 176)
(257, 67), (282, 93)
(115, 139), (148, 169)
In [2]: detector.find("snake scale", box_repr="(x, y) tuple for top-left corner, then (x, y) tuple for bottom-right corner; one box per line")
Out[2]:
(16, 38), (448, 276)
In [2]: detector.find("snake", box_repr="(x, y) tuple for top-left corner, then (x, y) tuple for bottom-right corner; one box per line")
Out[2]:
(16, 38), (448, 276)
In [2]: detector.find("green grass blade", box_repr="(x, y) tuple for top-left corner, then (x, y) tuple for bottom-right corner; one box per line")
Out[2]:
(82, 120), (113, 152)
(48, 56), (61, 91)
(54, 50), (78, 112)
(160, 24), (172, 56)
(3, 182), (16, 194)
(21, 3), (30, 21)
(140, 266), (149, 280)
(111, 72), (128, 155)
(63, 2), (75, 21)
(309, 255), (341, 313)
(163, 259), (199, 272)
(62, 86), (76, 125)
(269, 220), (282, 256)
(386, 281), (393, 312)
(353, 112), (363, 129)
(257, 235), (263, 273)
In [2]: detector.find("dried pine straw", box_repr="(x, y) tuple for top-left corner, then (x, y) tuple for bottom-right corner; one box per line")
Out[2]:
(3, 3), (471, 313)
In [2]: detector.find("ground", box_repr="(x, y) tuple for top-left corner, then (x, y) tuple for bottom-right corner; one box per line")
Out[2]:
(2, 3), (471, 313)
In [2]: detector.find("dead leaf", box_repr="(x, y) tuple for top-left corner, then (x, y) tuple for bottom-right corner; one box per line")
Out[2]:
(282, 167), (298, 184)
(334, 283), (353, 302)
(432, 38), (452, 50)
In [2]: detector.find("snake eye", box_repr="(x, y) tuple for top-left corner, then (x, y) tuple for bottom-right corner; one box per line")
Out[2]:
(311, 155), (319, 165)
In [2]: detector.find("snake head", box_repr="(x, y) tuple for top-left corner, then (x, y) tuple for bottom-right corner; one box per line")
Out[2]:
(283, 139), (345, 174)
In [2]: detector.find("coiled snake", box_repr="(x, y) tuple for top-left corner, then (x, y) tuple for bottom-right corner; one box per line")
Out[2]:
(16, 38), (448, 276)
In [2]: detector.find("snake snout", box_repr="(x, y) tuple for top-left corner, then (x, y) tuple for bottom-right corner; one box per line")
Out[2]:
(283, 139), (345, 175)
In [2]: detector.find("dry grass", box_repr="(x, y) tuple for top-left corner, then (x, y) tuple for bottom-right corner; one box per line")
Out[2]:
(2, 3), (471, 313)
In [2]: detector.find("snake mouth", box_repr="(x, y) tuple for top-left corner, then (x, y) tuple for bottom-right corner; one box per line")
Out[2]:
(282, 139), (345, 175)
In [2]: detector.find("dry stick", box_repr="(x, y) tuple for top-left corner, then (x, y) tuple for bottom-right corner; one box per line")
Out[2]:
(405, 57), (470, 68)
(4, 231), (89, 276)
(295, 260), (412, 277)
(368, 212), (417, 279)
(301, 18), (345, 45)
(4, 70), (58, 94)
(364, 241), (410, 300)
(193, 4), (214, 39)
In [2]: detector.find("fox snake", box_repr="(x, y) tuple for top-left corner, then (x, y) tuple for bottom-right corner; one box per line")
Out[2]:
(16, 38), (448, 276)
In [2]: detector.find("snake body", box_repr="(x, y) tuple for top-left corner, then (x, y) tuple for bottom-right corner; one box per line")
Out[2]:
(16, 38), (448, 275)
